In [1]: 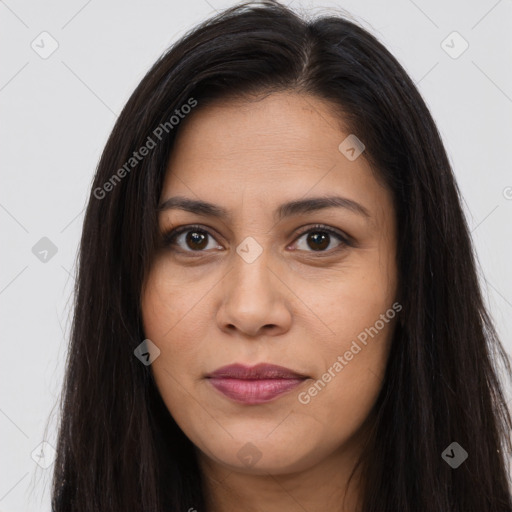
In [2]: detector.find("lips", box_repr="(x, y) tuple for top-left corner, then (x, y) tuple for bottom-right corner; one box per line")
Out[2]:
(207, 363), (307, 380)
(206, 363), (309, 404)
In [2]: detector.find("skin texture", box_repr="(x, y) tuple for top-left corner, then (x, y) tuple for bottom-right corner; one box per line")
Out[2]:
(141, 91), (398, 512)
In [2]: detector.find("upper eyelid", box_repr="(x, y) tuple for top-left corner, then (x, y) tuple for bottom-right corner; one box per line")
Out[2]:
(162, 224), (223, 245)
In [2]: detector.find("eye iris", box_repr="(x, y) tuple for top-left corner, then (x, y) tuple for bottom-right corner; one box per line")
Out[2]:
(307, 232), (329, 251)
(186, 230), (208, 250)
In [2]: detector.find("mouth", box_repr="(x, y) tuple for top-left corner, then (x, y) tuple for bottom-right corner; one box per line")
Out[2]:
(205, 363), (309, 405)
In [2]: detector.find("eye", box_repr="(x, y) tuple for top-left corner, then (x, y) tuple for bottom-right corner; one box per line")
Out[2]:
(291, 224), (350, 254)
(160, 223), (352, 255)
(161, 224), (222, 253)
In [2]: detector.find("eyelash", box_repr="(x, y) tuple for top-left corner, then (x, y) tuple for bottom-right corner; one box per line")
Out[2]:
(160, 223), (353, 256)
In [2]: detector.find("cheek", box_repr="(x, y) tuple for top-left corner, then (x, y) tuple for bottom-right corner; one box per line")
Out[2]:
(298, 316), (395, 452)
(140, 258), (216, 400)
(295, 252), (396, 422)
(297, 254), (396, 350)
(140, 264), (196, 389)
(140, 278), (199, 437)
(141, 257), (204, 341)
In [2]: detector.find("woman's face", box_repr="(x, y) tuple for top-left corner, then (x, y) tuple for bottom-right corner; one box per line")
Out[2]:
(141, 91), (398, 475)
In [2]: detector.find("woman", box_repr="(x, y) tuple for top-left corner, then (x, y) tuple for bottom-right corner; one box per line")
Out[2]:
(49, 1), (512, 510)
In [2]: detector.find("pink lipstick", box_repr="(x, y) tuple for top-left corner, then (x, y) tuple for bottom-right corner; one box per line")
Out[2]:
(206, 363), (308, 404)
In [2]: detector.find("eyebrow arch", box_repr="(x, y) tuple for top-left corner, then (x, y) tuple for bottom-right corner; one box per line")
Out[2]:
(158, 195), (371, 222)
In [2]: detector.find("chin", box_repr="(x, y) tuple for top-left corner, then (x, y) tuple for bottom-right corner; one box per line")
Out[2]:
(200, 437), (327, 476)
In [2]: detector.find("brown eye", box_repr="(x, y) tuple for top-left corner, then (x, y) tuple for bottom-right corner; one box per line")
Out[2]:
(161, 225), (222, 253)
(162, 225), (223, 253)
(293, 225), (349, 253)
(184, 230), (209, 250)
(305, 232), (330, 251)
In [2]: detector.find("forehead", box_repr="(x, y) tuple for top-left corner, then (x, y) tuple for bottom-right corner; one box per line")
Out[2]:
(161, 92), (391, 224)
(167, 92), (346, 172)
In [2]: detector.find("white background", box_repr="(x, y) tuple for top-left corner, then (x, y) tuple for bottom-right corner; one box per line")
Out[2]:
(1, 0), (511, 510)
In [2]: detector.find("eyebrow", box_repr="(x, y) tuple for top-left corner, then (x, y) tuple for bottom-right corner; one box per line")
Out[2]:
(158, 195), (371, 223)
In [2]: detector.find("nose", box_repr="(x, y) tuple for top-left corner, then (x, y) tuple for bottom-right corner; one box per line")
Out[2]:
(215, 248), (292, 338)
